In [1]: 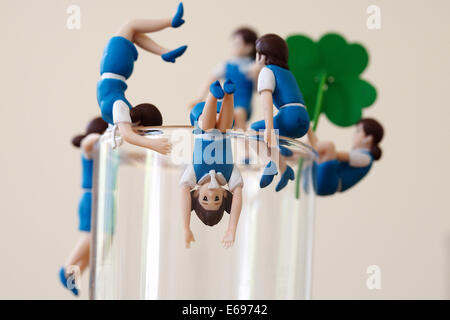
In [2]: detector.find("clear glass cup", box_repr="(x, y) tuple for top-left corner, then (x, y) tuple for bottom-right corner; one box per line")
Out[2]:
(89, 126), (317, 299)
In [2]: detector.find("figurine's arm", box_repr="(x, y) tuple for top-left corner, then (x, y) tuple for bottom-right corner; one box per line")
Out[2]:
(180, 185), (195, 248)
(222, 186), (242, 248)
(80, 133), (101, 158)
(117, 122), (171, 155)
(307, 126), (318, 150)
(260, 90), (276, 148)
(257, 67), (277, 148)
(336, 151), (350, 162)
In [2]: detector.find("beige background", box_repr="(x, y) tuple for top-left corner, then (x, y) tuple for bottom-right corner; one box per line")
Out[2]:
(0, 0), (449, 299)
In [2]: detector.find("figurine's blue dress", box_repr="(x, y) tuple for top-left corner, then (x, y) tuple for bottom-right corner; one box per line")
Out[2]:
(78, 155), (94, 231)
(251, 64), (310, 139)
(96, 36), (138, 124)
(315, 150), (373, 196)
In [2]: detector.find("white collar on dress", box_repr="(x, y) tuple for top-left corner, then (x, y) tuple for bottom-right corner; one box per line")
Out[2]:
(197, 170), (227, 189)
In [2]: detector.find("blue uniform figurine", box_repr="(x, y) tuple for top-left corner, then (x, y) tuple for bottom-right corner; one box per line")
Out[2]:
(60, 117), (108, 297)
(315, 150), (373, 196)
(250, 34), (310, 191)
(213, 57), (255, 120)
(95, 4), (186, 155)
(180, 80), (244, 249)
(194, 28), (258, 131)
(310, 118), (384, 196)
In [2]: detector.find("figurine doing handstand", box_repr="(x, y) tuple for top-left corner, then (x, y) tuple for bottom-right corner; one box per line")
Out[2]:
(250, 34), (311, 191)
(97, 2), (187, 153)
(310, 118), (384, 196)
(180, 80), (243, 249)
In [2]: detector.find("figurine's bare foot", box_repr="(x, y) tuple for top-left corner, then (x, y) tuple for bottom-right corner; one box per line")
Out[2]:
(222, 229), (235, 248)
(184, 229), (195, 248)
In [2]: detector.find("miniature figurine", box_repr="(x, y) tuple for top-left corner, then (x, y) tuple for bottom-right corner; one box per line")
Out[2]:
(310, 118), (384, 196)
(59, 116), (107, 296)
(97, 2), (187, 154)
(60, 104), (163, 296)
(250, 34), (311, 191)
(190, 27), (259, 132)
(180, 80), (243, 249)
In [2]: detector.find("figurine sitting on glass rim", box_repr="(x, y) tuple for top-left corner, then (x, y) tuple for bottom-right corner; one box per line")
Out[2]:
(308, 118), (384, 196)
(180, 80), (243, 249)
(250, 34), (311, 191)
(96, 2), (187, 153)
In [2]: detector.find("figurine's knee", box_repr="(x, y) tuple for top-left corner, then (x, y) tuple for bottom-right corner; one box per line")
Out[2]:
(116, 21), (137, 40)
(317, 141), (336, 161)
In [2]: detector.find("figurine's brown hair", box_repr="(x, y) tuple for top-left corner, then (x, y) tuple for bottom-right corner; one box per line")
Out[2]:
(71, 104), (163, 147)
(130, 103), (163, 127)
(358, 118), (384, 161)
(190, 189), (233, 226)
(233, 27), (258, 59)
(255, 33), (289, 69)
(72, 117), (108, 148)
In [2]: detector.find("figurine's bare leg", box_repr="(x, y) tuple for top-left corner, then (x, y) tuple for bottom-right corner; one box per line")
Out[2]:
(198, 93), (219, 131)
(233, 109), (247, 131)
(216, 92), (234, 132)
(132, 33), (169, 55)
(255, 138), (282, 169)
(116, 18), (172, 55)
(234, 109), (250, 161)
(64, 232), (91, 276)
(317, 140), (337, 162)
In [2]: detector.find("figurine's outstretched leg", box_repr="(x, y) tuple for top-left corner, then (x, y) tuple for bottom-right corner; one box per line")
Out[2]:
(199, 81), (224, 131)
(216, 79), (236, 132)
(60, 233), (90, 296)
(116, 2), (187, 62)
(317, 140), (337, 162)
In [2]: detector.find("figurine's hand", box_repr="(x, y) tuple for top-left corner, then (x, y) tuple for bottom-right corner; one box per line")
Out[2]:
(222, 229), (236, 249)
(184, 229), (195, 248)
(148, 138), (172, 155)
(264, 128), (277, 149)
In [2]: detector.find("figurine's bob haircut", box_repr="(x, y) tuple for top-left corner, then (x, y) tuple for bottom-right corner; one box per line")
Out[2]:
(358, 118), (384, 161)
(130, 103), (163, 127)
(232, 27), (258, 59)
(190, 189), (233, 227)
(71, 103), (163, 148)
(72, 117), (108, 148)
(256, 33), (289, 69)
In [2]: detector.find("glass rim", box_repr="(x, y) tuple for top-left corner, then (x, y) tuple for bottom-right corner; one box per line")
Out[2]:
(134, 125), (318, 159)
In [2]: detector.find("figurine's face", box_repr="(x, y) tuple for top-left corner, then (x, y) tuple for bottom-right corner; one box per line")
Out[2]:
(352, 124), (373, 149)
(198, 184), (224, 211)
(231, 34), (253, 58)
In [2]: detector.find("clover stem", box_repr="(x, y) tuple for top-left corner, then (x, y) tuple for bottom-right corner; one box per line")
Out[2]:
(295, 71), (327, 199)
(312, 71), (327, 131)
